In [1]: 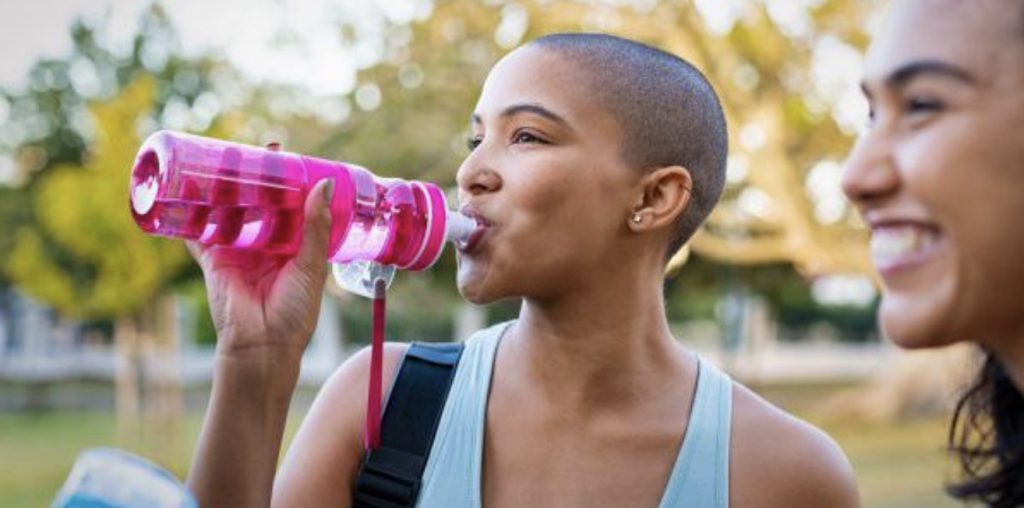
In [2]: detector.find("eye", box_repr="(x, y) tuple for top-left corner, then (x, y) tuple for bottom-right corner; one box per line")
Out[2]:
(466, 135), (483, 151)
(511, 129), (545, 145)
(905, 96), (944, 116)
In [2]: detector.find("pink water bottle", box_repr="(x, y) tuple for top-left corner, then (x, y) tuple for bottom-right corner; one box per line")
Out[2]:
(129, 130), (477, 296)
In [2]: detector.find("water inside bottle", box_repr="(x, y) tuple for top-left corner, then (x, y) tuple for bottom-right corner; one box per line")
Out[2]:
(131, 144), (308, 255)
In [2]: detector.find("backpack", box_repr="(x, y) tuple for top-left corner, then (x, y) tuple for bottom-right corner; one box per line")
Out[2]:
(352, 342), (464, 508)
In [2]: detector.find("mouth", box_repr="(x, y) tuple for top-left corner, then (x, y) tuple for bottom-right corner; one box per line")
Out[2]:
(456, 227), (487, 254)
(456, 204), (492, 254)
(869, 221), (943, 276)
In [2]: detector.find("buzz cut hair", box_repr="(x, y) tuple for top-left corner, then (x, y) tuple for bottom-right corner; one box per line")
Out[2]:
(530, 33), (728, 257)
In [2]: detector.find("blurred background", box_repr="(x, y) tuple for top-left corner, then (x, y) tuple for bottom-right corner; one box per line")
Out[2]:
(0, 0), (977, 506)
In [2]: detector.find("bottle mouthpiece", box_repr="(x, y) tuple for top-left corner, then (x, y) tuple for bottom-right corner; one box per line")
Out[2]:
(445, 210), (478, 244)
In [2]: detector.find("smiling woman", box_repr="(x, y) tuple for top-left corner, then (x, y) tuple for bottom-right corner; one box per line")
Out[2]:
(841, 0), (1024, 505)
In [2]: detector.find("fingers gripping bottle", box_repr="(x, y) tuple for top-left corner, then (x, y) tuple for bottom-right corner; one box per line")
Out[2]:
(129, 130), (477, 297)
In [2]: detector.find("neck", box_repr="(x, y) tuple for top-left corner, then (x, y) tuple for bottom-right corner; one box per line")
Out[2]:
(503, 258), (691, 412)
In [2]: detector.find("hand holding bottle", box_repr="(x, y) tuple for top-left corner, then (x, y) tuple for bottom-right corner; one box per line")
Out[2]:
(186, 171), (334, 364)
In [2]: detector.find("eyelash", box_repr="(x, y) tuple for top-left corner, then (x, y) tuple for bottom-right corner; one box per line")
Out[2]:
(864, 96), (945, 128)
(905, 97), (944, 115)
(465, 130), (547, 151)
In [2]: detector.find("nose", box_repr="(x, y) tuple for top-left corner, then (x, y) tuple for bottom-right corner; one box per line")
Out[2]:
(456, 149), (502, 199)
(841, 128), (900, 207)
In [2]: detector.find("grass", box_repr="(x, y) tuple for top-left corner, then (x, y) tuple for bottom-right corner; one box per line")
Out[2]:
(0, 412), (307, 507)
(812, 416), (958, 508)
(1, 405), (961, 507)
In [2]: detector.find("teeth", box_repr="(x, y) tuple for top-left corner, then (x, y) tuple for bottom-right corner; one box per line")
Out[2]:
(870, 226), (938, 265)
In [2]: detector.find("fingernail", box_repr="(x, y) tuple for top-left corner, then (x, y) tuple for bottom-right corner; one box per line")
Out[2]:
(322, 178), (335, 206)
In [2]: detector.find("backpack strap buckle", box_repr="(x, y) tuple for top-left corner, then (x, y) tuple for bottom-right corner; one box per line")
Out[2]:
(353, 447), (424, 508)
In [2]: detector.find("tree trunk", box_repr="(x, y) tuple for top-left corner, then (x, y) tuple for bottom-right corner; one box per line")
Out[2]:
(114, 313), (142, 444)
(114, 295), (186, 460)
(143, 295), (185, 463)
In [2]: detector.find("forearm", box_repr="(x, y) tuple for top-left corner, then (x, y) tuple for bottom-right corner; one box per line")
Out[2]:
(187, 351), (301, 508)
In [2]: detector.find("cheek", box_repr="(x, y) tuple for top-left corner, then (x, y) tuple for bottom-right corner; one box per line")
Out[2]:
(509, 166), (622, 245)
(945, 203), (1024, 344)
(894, 120), (1024, 343)
(517, 174), (577, 216)
(483, 169), (626, 294)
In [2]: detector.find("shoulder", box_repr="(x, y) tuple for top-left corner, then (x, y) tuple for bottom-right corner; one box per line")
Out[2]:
(304, 341), (411, 443)
(728, 382), (859, 508)
(331, 342), (412, 393)
(273, 342), (410, 506)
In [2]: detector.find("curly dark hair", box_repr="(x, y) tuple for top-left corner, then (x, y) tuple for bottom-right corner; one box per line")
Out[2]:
(947, 353), (1024, 507)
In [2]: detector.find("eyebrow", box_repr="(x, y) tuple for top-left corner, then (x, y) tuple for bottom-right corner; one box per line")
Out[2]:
(881, 60), (977, 89)
(470, 103), (569, 126)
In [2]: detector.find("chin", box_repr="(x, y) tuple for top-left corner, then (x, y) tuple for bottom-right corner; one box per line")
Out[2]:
(457, 270), (495, 305)
(457, 254), (515, 305)
(878, 291), (961, 349)
(457, 285), (490, 305)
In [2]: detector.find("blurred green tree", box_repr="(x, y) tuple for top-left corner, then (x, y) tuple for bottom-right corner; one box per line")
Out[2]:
(0, 5), (232, 293)
(0, 5), (241, 443)
(5, 76), (235, 318)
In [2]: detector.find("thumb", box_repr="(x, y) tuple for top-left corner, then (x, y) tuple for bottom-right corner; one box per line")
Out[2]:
(294, 177), (334, 277)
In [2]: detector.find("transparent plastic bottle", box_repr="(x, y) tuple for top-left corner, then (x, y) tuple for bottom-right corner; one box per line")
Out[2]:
(52, 448), (197, 508)
(130, 131), (477, 296)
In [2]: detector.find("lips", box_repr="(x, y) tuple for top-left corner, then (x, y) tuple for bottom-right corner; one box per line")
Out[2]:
(457, 227), (487, 253)
(456, 204), (492, 254)
(868, 222), (942, 274)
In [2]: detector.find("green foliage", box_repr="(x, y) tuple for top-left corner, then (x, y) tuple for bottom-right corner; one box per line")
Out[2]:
(667, 255), (878, 341)
(0, 189), (32, 287)
(6, 78), (190, 318)
(0, 7), (224, 188)
(1, 7), (238, 319)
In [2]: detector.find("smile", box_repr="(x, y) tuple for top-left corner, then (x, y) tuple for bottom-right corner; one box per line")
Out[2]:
(869, 224), (943, 276)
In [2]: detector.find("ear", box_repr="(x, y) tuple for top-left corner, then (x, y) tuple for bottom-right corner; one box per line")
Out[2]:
(628, 166), (693, 232)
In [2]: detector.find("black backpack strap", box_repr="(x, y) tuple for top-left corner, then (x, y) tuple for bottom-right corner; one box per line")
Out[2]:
(352, 342), (464, 508)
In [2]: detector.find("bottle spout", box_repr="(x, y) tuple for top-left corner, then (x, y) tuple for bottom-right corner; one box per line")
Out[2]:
(445, 210), (479, 245)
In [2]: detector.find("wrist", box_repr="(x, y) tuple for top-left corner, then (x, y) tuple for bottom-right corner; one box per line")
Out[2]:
(214, 331), (306, 368)
(213, 347), (303, 400)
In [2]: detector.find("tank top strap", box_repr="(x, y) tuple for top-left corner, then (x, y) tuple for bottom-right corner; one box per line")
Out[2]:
(416, 321), (512, 508)
(658, 356), (734, 508)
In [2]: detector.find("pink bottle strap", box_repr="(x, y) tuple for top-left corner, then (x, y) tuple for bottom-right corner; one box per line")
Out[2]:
(364, 279), (386, 451)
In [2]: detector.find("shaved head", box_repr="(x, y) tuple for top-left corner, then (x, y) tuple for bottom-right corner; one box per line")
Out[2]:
(529, 33), (728, 255)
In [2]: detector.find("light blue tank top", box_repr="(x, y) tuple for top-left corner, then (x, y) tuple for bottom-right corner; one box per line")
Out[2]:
(416, 322), (733, 508)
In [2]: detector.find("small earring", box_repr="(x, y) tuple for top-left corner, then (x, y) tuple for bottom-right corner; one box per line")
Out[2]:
(631, 213), (643, 225)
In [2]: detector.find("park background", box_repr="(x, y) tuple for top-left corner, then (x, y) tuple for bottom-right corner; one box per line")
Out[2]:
(0, 0), (978, 506)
